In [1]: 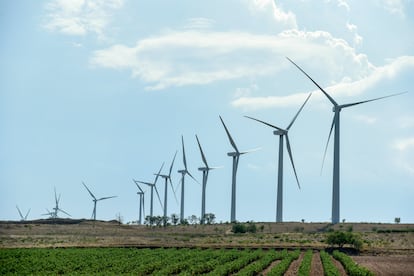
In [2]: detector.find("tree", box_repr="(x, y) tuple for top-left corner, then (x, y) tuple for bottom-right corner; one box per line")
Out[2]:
(204, 213), (216, 224)
(171, 214), (179, 225)
(188, 215), (199, 225)
(394, 217), (401, 224)
(326, 231), (363, 250)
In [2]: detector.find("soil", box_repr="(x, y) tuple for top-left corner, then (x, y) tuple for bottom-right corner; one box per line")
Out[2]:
(353, 255), (414, 276)
(261, 259), (281, 275)
(310, 251), (324, 276)
(330, 255), (347, 276)
(284, 251), (304, 275)
(1, 220), (413, 274)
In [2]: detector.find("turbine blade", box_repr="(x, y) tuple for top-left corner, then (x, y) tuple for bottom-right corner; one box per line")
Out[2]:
(321, 115), (335, 174)
(287, 92), (312, 130)
(168, 151), (178, 177)
(154, 186), (163, 209)
(16, 206), (24, 219)
(286, 57), (338, 106)
(153, 162), (165, 184)
(133, 180), (144, 193)
(219, 116), (239, 153)
(25, 209), (31, 220)
(82, 182), (96, 200)
(285, 135), (300, 189)
(98, 196), (117, 201)
(175, 175), (183, 193)
(169, 178), (179, 204)
(196, 135), (209, 168)
(134, 179), (152, 186)
(187, 171), (199, 184)
(58, 208), (71, 217)
(181, 135), (188, 170)
(340, 91), (407, 109)
(244, 116), (284, 131)
(240, 147), (261, 154)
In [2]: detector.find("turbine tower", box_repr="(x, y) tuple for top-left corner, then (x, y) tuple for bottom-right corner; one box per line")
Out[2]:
(196, 135), (221, 224)
(245, 93), (311, 222)
(134, 163), (164, 217)
(156, 151), (177, 225)
(287, 57), (406, 224)
(177, 136), (198, 222)
(134, 181), (145, 224)
(16, 206), (30, 221)
(82, 182), (116, 221)
(220, 116), (257, 222)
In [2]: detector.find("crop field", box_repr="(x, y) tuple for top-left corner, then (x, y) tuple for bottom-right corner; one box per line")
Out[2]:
(0, 247), (374, 275)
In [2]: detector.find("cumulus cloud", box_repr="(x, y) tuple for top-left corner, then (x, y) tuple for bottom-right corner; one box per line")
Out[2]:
(382, 0), (406, 17)
(247, 0), (297, 29)
(44, 0), (123, 38)
(392, 137), (414, 174)
(232, 56), (414, 110)
(393, 137), (414, 151)
(90, 29), (375, 90)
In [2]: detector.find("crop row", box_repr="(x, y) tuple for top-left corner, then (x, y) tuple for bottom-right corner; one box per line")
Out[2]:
(0, 247), (372, 275)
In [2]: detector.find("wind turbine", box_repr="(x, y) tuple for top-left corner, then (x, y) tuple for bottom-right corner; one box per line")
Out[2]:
(196, 135), (221, 224)
(245, 93), (312, 222)
(220, 116), (258, 222)
(82, 182), (117, 221)
(287, 57), (406, 224)
(48, 187), (71, 219)
(134, 181), (145, 224)
(156, 151), (177, 225)
(16, 206), (30, 221)
(134, 163), (164, 218)
(177, 136), (198, 222)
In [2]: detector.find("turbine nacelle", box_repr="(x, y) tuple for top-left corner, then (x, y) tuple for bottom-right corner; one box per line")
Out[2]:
(273, 129), (287, 136)
(227, 151), (240, 157)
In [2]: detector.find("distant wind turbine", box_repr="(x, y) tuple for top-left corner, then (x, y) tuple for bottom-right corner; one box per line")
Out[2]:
(16, 205), (30, 221)
(245, 92), (311, 222)
(134, 163), (164, 217)
(220, 116), (258, 222)
(82, 182), (116, 221)
(156, 151), (178, 224)
(196, 135), (221, 224)
(134, 181), (145, 224)
(177, 136), (198, 222)
(44, 187), (71, 219)
(287, 57), (406, 224)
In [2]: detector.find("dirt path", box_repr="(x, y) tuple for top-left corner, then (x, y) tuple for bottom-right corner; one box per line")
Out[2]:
(261, 259), (281, 275)
(310, 251), (324, 276)
(353, 255), (414, 276)
(284, 252), (304, 276)
(331, 255), (347, 276)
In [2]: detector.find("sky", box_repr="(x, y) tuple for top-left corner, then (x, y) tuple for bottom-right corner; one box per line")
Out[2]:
(1, 0), (413, 224)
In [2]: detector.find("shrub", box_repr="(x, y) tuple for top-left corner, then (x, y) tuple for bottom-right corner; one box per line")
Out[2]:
(326, 231), (363, 250)
(332, 250), (373, 276)
(232, 223), (247, 233)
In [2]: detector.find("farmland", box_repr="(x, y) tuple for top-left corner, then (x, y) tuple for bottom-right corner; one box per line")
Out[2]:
(1, 220), (414, 274)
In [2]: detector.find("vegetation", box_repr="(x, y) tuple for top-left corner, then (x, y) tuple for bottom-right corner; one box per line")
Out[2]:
(232, 222), (257, 233)
(320, 250), (340, 276)
(267, 249), (300, 276)
(298, 249), (313, 276)
(326, 231), (363, 250)
(332, 250), (374, 276)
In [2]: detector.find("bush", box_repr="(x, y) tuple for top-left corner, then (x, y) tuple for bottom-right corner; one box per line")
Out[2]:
(326, 231), (363, 250)
(232, 223), (247, 233)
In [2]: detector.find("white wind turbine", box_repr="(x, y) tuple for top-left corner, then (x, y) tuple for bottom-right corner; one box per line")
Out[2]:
(134, 163), (164, 218)
(134, 181), (145, 224)
(245, 93), (311, 222)
(287, 57), (406, 224)
(156, 151), (178, 224)
(177, 136), (198, 222)
(44, 187), (70, 219)
(195, 135), (221, 224)
(82, 182), (117, 221)
(220, 116), (258, 222)
(16, 206), (30, 221)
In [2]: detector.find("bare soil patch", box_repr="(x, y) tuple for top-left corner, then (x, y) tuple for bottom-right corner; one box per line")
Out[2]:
(331, 255), (347, 276)
(353, 255), (414, 276)
(284, 251), (304, 275)
(310, 251), (324, 276)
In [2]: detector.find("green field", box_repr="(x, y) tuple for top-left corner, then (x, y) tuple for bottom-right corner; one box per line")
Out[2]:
(0, 247), (372, 275)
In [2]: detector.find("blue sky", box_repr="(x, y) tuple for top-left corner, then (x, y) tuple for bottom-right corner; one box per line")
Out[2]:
(1, 0), (413, 223)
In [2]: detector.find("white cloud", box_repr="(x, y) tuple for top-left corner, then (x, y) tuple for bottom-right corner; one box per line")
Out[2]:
(393, 137), (414, 151)
(248, 0), (297, 29)
(231, 55), (414, 110)
(382, 0), (406, 17)
(90, 29), (375, 90)
(44, 0), (123, 38)
(184, 18), (215, 30)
